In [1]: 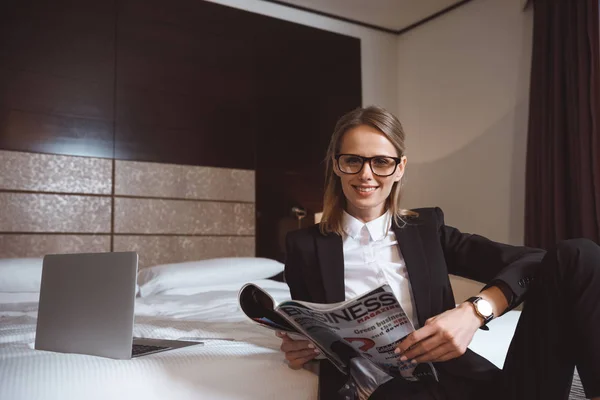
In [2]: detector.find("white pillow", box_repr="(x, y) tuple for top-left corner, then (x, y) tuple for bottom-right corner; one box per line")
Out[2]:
(0, 258), (44, 292)
(137, 257), (285, 297)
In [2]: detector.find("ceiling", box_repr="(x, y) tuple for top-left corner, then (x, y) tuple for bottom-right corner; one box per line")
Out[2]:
(266, 0), (467, 33)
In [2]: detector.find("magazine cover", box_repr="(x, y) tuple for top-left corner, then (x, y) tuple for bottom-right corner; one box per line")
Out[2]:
(239, 283), (439, 398)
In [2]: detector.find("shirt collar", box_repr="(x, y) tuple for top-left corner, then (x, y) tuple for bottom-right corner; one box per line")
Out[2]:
(342, 210), (392, 241)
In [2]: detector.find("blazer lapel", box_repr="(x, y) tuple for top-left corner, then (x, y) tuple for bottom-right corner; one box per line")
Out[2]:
(393, 222), (431, 328)
(315, 232), (345, 303)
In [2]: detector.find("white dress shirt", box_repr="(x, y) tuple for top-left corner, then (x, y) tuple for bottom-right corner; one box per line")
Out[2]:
(342, 210), (419, 329)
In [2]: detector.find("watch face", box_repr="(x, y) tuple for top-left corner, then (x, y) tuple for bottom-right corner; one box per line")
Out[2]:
(476, 299), (493, 317)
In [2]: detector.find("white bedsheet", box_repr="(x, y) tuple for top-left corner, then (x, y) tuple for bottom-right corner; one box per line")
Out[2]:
(0, 279), (521, 400)
(0, 280), (317, 400)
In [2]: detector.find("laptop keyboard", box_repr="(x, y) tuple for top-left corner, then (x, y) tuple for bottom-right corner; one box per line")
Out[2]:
(131, 344), (170, 357)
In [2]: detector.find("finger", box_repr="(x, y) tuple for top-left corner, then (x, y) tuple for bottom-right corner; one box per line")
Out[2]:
(275, 331), (286, 338)
(431, 350), (458, 363)
(412, 343), (452, 363)
(287, 352), (319, 369)
(394, 325), (436, 355)
(281, 339), (315, 352)
(279, 332), (309, 345)
(285, 347), (320, 362)
(281, 339), (314, 352)
(399, 336), (444, 362)
(279, 333), (295, 343)
(395, 325), (438, 356)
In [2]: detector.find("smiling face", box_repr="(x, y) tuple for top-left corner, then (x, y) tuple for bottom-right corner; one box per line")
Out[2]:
(334, 124), (406, 223)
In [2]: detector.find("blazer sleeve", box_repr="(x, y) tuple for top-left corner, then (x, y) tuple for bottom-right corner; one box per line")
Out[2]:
(283, 231), (311, 302)
(435, 207), (545, 310)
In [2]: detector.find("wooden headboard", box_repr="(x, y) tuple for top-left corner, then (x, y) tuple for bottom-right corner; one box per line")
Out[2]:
(0, 150), (255, 269)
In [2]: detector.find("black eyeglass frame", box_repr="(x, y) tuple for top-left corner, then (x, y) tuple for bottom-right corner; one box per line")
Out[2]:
(334, 154), (403, 177)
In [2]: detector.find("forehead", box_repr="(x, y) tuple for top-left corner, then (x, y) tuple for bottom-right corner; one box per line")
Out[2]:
(339, 125), (398, 157)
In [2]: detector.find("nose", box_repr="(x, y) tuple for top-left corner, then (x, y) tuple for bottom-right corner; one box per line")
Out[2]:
(357, 161), (374, 180)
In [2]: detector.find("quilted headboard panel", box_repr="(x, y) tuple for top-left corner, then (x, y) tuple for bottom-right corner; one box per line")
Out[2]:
(0, 150), (255, 268)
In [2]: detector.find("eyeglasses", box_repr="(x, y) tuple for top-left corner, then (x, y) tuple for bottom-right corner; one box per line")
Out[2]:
(335, 154), (402, 177)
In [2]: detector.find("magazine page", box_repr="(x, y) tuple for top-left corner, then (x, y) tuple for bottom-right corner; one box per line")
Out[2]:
(238, 283), (297, 333)
(276, 301), (351, 373)
(276, 285), (438, 382)
(238, 283), (348, 370)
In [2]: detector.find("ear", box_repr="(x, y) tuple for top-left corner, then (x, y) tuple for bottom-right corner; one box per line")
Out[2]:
(392, 156), (407, 183)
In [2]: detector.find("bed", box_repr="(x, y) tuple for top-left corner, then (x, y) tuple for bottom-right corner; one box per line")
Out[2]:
(0, 150), (585, 399)
(0, 258), (583, 400)
(0, 257), (319, 400)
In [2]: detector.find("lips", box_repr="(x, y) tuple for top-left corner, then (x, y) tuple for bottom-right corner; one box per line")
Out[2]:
(352, 185), (379, 193)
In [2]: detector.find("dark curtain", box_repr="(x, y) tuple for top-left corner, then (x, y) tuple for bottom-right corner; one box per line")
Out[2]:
(525, 0), (600, 249)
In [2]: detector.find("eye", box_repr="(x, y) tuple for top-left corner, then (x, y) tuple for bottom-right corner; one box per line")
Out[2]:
(372, 157), (392, 166)
(343, 156), (363, 165)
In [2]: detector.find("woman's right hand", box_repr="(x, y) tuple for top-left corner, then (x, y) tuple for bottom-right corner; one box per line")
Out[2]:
(276, 331), (320, 369)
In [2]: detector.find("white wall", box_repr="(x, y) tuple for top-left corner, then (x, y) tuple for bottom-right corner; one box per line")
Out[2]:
(205, 0), (399, 112)
(396, 0), (533, 245)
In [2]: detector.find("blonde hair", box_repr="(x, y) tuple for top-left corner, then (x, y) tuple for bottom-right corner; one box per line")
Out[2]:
(319, 105), (417, 235)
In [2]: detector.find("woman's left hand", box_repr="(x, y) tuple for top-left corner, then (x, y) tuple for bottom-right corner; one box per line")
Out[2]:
(394, 302), (482, 364)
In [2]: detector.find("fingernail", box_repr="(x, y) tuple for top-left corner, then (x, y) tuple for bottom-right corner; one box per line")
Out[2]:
(314, 348), (320, 353)
(394, 348), (401, 354)
(411, 359), (418, 365)
(400, 355), (408, 362)
(308, 343), (315, 349)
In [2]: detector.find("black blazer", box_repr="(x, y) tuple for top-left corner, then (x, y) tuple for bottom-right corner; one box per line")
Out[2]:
(283, 207), (545, 397)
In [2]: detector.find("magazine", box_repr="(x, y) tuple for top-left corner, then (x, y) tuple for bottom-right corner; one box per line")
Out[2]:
(238, 283), (439, 384)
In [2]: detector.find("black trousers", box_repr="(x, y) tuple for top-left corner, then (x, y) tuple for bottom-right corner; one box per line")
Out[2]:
(370, 239), (600, 400)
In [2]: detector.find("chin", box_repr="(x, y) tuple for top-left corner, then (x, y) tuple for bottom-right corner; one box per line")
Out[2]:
(349, 198), (386, 211)
(343, 186), (388, 213)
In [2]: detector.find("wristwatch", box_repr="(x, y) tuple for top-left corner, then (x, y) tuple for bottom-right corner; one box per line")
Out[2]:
(466, 296), (494, 329)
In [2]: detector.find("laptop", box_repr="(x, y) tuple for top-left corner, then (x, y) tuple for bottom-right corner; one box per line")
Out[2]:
(35, 251), (200, 359)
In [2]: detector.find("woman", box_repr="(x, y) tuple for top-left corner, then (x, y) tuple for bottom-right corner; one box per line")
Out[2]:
(277, 106), (600, 400)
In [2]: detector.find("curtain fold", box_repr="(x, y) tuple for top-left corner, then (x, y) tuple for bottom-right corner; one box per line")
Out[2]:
(525, 0), (600, 248)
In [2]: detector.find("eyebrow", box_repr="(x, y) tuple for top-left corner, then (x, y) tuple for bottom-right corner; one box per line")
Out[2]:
(342, 153), (399, 158)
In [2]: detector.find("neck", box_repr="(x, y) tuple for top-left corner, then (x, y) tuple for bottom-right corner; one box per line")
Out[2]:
(346, 204), (387, 223)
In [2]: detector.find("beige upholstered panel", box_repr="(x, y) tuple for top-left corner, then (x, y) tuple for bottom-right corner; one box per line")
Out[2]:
(0, 235), (110, 258)
(0, 150), (256, 262)
(0, 193), (111, 233)
(114, 198), (254, 235)
(113, 235), (255, 268)
(114, 160), (255, 202)
(0, 150), (112, 194)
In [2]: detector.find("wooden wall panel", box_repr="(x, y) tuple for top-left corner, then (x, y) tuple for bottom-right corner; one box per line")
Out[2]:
(0, 1), (115, 84)
(0, 109), (114, 158)
(0, 0), (116, 158)
(0, 0), (359, 165)
(0, 68), (113, 120)
(114, 0), (258, 168)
